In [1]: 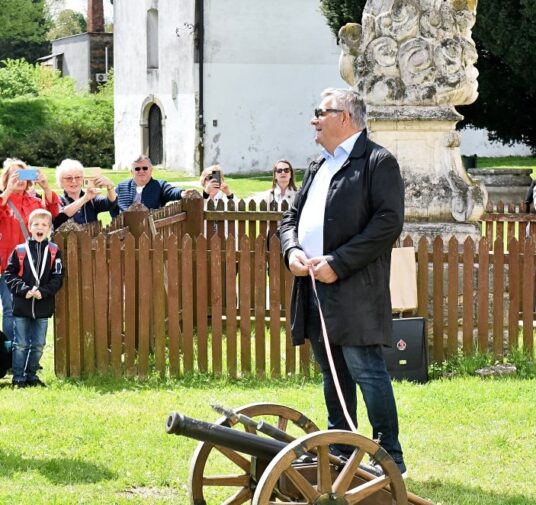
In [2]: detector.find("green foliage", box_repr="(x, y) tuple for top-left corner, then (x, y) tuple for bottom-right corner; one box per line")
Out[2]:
(96, 67), (114, 98)
(429, 349), (536, 379)
(0, 58), (76, 99)
(0, 59), (39, 98)
(47, 9), (87, 41)
(459, 0), (536, 154)
(319, 0), (366, 38)
(0, 0), (51, 63)
(0, 96), (114, 167)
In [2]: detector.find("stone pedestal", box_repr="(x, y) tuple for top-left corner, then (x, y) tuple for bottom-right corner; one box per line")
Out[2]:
(368, 105), (488, 225)
(467, 168), (532, 206)
(402, 221), (481, 244)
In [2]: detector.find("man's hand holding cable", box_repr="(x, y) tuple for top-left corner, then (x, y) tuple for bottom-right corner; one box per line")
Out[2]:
(309, 256), (338, 284)
(288, 249), (310, 277)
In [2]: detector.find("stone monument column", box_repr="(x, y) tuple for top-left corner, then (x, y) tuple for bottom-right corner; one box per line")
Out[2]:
(339, 0), (486, 237)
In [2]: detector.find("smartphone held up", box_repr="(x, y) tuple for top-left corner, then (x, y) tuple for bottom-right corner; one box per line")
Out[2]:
(18, 168), (39, 181)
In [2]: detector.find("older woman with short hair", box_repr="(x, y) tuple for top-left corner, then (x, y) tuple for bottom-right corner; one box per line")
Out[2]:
(53, 159), (117, 228)
(0, 158), (61, 340)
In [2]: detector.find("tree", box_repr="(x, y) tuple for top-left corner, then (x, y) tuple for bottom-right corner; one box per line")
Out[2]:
(48, 9), (87, 40)
(0, 0), (51, 63)
(319, 0), (536, 153)
(457, 0), (536, 153)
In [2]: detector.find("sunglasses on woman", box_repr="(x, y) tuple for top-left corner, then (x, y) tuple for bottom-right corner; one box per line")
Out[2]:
(276, 168), (291, 174)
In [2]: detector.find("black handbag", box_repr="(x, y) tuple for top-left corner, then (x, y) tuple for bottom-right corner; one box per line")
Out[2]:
(383, 317), (429, 383)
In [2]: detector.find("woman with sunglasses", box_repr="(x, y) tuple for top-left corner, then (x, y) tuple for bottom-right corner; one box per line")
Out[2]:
(264, 159), (298, 209)
(53, 159), (117, 228)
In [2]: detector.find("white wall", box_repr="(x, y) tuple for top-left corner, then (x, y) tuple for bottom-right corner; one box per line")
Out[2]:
(460, 127), (532, 157)
(113, 0), (197, 172)
(52, 34), (91, 92)
(203, 0), (346, 172)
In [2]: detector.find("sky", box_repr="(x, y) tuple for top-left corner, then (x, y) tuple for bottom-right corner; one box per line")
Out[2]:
(49, 0), (114, 21)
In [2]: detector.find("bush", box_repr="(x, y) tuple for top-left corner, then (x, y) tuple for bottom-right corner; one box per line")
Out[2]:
(0, 58), (39, 98)
(0, 95), (114, 167)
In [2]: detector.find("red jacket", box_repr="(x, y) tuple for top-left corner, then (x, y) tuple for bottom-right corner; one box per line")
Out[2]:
(0, 191), (61, 273)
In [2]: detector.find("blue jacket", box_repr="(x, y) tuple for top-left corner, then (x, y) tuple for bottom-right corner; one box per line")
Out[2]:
(111, 178), (184, 217)
(54, 190), (118, 227)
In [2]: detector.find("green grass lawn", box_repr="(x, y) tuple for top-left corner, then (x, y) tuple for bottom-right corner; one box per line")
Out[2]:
(0, 342), (535, 504)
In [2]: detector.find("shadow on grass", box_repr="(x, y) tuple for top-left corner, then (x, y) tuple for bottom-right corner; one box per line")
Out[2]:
(54, 371), (322, 395)
(409, 478), (535, 505)
(0, 448), (116, 484)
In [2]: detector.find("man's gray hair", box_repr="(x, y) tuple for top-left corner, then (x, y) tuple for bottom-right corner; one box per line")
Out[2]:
(321, 88), (367, 129)
(132, 154), (152, 166)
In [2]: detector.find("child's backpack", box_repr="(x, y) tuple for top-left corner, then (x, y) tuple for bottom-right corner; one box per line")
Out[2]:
(0, 330), (11, 379)
(15, 242), (59, 277)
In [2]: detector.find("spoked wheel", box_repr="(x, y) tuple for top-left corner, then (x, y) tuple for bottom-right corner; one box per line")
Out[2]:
(252, 430), (408, 505)
(189, 402), (319, 505)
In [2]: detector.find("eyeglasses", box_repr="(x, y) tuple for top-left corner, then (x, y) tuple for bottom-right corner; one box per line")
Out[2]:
(62, 176), (83, 182)
(133, 166), (150, 172)
(275, 168), (291, 174)
(314, 108), (345, 118)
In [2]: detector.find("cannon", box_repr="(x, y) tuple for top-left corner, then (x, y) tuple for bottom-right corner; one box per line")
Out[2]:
(166, 402), (434, 505)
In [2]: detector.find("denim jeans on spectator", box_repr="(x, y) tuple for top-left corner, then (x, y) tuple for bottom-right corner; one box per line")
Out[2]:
(306, 281), (404, 465)
(0, 275), (14, 340)
(12, 317), (48, 383)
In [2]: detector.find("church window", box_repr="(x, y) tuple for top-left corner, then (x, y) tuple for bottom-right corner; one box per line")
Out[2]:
(147, 9), (159, 69)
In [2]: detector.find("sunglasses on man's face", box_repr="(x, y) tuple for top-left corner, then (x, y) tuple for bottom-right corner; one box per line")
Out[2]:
(276, 168), (291, 174)
(133, 166), (150, 172)
(314, 108), (344, 118)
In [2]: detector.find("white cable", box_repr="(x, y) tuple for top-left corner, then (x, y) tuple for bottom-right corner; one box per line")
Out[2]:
(308, 268), (358, 433)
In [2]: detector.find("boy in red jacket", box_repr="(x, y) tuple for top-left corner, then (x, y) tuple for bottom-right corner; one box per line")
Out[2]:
(4, 209), (64, 388)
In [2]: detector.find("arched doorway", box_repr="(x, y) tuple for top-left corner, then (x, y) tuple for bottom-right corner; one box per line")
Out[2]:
(148, 103), (163, 164)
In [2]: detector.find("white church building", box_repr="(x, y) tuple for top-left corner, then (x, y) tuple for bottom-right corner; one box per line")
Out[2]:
(112, 0), (348, 174)
(112, 0), (531, 174)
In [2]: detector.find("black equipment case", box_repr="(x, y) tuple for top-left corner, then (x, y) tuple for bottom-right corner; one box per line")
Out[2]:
(0, 330), (12, 379)
(383, 317), (428, 383)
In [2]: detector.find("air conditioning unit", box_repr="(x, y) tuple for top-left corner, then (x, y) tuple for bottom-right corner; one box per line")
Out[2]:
(95, 73), (108, 83)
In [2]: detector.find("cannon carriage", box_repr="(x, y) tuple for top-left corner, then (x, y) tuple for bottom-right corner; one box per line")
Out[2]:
(166, 402), (433, 505)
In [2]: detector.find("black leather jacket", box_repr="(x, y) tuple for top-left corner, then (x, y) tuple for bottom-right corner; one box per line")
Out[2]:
(279, 130), (404, 347)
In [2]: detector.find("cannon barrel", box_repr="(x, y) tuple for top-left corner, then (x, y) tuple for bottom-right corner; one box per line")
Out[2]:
(166, 412), (289, 461)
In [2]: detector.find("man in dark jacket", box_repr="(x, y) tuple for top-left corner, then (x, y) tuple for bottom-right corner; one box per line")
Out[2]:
(279, 88), (406, 475)
(111, 155), (190, 217)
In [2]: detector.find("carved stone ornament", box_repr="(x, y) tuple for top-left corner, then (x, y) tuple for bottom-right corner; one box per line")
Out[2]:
(339, 0), (487, 225)
(339, 0), (479, 106)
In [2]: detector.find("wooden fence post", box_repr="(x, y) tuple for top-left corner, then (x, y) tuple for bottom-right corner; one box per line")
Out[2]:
(123, 205), (150, 240)
(181, 192), (204, 238)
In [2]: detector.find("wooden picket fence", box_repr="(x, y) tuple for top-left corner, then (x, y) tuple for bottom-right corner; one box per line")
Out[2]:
(53, 197), (536, 378)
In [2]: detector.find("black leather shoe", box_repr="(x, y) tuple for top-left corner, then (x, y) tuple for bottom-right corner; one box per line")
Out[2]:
(12, 381), (27, 389)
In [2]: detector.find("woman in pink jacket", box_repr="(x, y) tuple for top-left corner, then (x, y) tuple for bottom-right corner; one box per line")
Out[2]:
(0, 159), (61, 340)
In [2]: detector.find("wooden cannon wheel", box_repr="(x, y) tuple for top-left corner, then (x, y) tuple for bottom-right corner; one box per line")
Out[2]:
(189, 402), (320, 505)
(252, 430), (408, 505)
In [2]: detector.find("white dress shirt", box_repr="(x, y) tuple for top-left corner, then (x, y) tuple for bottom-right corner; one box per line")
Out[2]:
(298, 132), (361, 258)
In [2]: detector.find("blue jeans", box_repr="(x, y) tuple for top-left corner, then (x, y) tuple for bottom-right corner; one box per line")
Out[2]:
(306, 283), (404, 465)
(0, 275), (14, 340)
(12, 317), (48, 383)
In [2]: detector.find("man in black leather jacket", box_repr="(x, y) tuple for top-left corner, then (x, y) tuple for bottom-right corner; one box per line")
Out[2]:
(280, 88), (406, 475)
